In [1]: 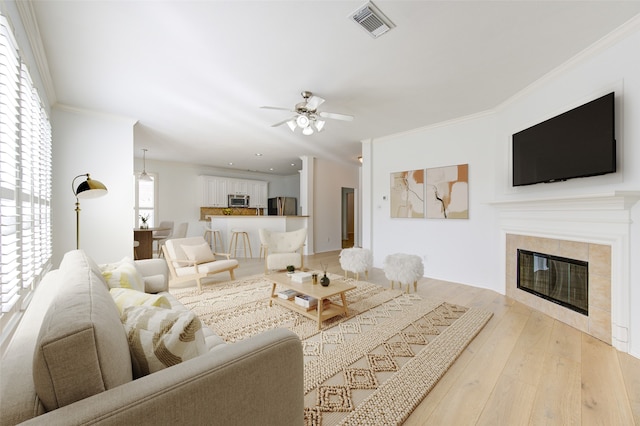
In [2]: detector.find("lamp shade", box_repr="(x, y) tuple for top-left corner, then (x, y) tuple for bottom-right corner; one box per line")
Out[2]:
(73, 174), (108, 199)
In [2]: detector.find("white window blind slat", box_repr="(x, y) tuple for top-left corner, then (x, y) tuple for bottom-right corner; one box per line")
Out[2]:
(0, 13), (52, 345)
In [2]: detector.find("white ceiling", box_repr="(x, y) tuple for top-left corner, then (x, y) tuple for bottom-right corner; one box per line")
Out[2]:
(30, 1), (640, 175)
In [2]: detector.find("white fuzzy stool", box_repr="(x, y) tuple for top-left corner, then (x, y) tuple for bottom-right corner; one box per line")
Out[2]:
(339, 247), (373, 281)
(383, 253), (424, 293)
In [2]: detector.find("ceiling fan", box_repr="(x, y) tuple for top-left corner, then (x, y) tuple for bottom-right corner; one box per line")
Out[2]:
(261, 91), (354, 135)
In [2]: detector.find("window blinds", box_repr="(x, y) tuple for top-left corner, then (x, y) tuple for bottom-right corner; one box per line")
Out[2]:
(0, 14), (52, 345)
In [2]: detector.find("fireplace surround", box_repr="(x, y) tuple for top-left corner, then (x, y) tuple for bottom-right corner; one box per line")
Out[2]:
(492, 191), (640, 353)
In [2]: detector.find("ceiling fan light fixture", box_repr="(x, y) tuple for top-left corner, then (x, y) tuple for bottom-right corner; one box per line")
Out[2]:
(286, 120), (297, 132)
(314, 119), (325, 132)
(296, 115), (310, 128)
(302, 126), (314, 136)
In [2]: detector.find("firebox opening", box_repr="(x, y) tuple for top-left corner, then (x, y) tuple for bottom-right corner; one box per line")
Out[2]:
(517, 249), (588, 315)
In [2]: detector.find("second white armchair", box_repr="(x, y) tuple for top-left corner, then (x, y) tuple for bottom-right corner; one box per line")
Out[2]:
(258, 228), (307, 274)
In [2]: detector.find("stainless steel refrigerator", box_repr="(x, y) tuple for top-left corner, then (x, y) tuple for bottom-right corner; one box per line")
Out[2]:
(268, 197), (297, 216)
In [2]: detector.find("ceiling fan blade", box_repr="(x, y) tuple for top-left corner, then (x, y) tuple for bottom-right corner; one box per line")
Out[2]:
(261, 106), (294, 112)
(305, 95), (325, 111)
(318, 111), (354, 121)
(271, 116), (297, 127)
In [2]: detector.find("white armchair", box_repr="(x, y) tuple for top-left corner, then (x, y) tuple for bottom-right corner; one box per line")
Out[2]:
(258, 228), (307, 274)
(163, 236), (239, 291)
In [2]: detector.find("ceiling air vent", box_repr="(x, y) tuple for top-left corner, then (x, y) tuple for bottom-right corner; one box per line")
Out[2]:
(350, 2), (395, 39)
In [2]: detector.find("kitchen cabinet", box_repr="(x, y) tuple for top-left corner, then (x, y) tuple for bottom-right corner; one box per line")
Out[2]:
(200, 176), (267, 208)
(229, 179), (248, 196)
(200, 176), (228, 207)
(249, 181), (268, 207)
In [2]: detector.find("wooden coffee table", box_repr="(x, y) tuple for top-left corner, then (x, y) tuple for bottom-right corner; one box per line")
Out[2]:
(268, 272), (356, 329)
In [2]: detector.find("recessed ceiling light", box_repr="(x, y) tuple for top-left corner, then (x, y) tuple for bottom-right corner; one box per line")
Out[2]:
(269, 168), (274, 171)
(255, 153), (263, 157)
(291, 163), (295, 167)
(228, 162), (233, 166)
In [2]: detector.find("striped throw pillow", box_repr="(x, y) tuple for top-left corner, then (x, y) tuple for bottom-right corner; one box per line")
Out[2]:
(122, 306), (207, 378)
(109, 287), (171, 315)
(101, 257), (145, 292)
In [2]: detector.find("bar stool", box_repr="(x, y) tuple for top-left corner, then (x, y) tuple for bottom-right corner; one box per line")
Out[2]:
(203, 221), (224, 253)
(229, 229), (253, 258)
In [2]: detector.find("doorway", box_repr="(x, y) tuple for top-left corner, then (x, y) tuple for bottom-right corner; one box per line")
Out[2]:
(342, 187), (355, 248)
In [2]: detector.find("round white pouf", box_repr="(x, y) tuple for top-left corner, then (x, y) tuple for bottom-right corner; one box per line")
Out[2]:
(383, 253), (424, 293)
(339, 247), (373, 281)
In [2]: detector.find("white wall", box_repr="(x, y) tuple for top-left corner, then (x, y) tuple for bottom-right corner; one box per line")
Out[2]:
(369, 113), (500, 290)
(269, 174), (300, 202)
(313, 158), (359, 254)
(52, 106), (136, 265)
(365, 21), (640, 357)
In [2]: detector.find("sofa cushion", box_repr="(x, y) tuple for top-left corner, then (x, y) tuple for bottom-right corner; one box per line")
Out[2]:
(266, 253), (304, 271)
(122, 305), (207, 378)
(181, 242), (216, 263)
(173, 259), (239, 277)
(101, 257), (145, 292)
(33, 250), (133, 412)
(110, 287), (171, 314)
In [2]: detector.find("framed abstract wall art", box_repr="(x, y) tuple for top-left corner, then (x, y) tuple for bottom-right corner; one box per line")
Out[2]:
(426, 164), (469, 219)
(390, 170), (425, 218)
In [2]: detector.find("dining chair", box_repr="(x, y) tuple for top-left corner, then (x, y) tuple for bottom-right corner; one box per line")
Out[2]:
(153, 221), (174, 257)
(172, 222), (189, 239)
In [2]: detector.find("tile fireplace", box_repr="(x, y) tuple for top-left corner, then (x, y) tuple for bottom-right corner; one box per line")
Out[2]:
(507, 234), (610, 343)
(492, 191), (640, 353)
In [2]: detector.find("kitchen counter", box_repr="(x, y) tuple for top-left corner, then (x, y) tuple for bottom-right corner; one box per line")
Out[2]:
(204, 215), (309, 256)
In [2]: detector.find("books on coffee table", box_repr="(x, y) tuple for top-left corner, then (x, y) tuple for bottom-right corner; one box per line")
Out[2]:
(277, 289), (299, 300)
(294, 295), (332, 311)
(294, 294), (317, 308)
(290, 272), (312, 283)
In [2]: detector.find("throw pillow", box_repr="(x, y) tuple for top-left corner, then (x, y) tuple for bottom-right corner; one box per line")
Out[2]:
(109, 287), (171, 315)
(122, 305), (207, 378)
(101, 257), (145, 292)
(181, 242), (215, 264)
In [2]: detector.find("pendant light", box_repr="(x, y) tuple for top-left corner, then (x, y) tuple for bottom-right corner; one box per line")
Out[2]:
(139, 148), (153, 181)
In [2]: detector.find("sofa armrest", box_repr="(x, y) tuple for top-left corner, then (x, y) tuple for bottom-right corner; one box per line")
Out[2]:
(134, 259), (169, 293)
(19, 328), (303, 426)
(134, 258), (168, 277)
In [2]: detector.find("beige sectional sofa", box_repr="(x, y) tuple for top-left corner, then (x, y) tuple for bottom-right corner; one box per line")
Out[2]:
(0, 250), (303, 425)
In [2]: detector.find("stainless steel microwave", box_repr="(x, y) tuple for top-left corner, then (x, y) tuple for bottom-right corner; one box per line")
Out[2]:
(228, 194), (250, 208)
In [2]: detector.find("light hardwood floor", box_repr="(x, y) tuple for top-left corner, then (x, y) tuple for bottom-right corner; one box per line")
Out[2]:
(170, 250), (640, 425)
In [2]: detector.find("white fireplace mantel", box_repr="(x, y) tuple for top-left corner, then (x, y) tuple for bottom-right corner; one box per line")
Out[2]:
(489, 191), (640, 212)
(490, 190), (640, 353)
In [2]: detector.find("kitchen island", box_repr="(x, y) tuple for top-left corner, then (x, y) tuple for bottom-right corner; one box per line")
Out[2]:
(205, 215), (309, 257)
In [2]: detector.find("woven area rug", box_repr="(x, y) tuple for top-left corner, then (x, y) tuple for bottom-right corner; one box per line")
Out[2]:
(172, 274), (493, 425)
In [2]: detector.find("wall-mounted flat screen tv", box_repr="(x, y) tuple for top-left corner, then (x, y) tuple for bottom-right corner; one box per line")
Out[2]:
(512, 92), (616, 187)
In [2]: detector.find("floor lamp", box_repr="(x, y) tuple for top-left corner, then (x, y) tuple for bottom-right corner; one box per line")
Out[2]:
(72, 173), (108, 249)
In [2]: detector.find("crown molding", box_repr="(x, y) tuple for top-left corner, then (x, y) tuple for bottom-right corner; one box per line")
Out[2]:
(55, 103), (139, 126)
(15, 0), (56, 106)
